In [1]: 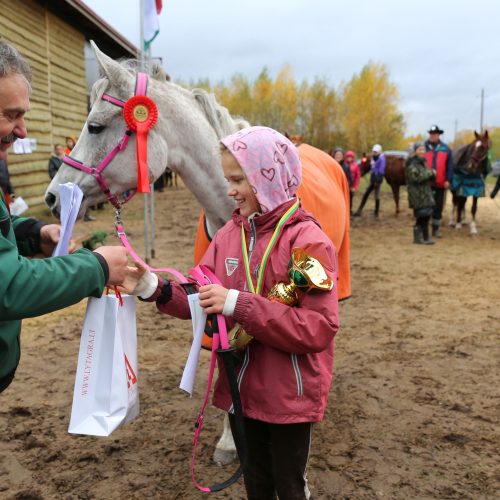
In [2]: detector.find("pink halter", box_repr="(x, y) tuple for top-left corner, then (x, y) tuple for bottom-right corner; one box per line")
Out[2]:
(62, 73), (150, 210)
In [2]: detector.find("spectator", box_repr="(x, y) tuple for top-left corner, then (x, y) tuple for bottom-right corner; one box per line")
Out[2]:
(353, 144), (386, 218)
(64, 136), (76, 155)
(331, 147), (352, 187)
(405, 142), (436, 244)
(345, 150), (360, 215)
(424, 125), (453, 237)
(47, 143), (65, 179)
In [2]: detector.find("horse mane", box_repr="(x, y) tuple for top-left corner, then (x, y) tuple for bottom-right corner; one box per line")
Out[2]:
(453, 142), (473, 169)
(191, 88), (249, 139)
(118, 58), (170, 82)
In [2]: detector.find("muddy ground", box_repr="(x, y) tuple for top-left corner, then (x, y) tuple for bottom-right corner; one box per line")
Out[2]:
(1, 182), (499, 499)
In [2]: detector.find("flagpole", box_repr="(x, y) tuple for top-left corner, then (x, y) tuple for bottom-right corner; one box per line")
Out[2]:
(139, 0), (150, 264)
(147, 44), (156, 260)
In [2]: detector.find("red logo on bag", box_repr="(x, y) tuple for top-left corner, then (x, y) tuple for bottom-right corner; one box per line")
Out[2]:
(125, 355), (137, 388)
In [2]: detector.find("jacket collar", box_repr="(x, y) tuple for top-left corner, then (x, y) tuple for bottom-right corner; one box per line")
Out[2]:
(231, 197), (318, 233)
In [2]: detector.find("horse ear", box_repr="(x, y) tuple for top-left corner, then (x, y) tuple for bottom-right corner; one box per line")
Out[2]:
(474, 130), (479, 139)
(90, 40), (127, 85)
(484, 130), (489, 140)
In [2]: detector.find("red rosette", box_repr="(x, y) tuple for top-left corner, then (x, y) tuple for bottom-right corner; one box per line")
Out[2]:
(123, 96), (158, 193)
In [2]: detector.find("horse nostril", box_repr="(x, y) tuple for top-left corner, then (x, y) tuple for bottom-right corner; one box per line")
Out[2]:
(88, 122), (105, 134)
(45, 192), (56, 209)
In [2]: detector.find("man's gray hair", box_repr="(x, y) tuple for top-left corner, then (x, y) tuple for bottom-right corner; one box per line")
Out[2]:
(0, 40), (32, 90)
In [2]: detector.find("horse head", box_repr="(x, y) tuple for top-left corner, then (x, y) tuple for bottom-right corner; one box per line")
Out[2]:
(45, 42), (172, 218)
(458, 130), (490, 175)
(359, 153), (371, 176)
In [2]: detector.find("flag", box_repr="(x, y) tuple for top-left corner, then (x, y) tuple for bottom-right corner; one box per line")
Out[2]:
(144, 0), (163, 50)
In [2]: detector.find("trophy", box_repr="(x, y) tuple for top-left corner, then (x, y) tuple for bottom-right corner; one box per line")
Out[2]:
(228, 248), (334, 350)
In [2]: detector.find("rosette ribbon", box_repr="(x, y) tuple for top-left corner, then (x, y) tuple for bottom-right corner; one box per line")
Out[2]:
(123, 95), (158, 193)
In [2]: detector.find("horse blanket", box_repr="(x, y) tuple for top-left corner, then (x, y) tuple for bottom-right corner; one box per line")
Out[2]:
(451, 173), (485, 198)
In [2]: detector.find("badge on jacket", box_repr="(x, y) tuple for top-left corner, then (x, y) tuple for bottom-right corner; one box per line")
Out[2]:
(225, 257), (239, 277)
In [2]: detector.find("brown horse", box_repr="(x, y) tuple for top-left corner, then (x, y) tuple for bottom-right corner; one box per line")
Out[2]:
(450, 130), (490, 234)
(359, 151), (408, 214)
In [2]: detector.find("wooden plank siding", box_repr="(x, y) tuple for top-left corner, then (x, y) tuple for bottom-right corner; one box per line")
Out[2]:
(1, 0), (88, 206)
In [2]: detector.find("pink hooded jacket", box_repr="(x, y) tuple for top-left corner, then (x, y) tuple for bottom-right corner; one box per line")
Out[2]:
(345, 150), (361, 190)
(156, 127), (339, 423)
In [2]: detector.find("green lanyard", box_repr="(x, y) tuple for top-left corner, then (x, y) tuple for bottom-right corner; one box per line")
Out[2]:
(241, 199), (299, 295)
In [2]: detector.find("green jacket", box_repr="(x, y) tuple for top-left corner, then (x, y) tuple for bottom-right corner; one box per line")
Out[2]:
(405, 156), (436, 210)
(0, 193), (106, 392)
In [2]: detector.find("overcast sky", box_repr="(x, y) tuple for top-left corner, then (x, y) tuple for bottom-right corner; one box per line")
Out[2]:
(83, 0), (500, 142)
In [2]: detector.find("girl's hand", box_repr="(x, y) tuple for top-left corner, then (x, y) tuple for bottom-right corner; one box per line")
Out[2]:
(199, 284), (229, 315)
(119, 260), (149, 295)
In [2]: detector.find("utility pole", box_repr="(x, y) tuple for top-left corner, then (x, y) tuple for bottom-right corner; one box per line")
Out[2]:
(454, 119), (458, 145)
(480, 88), (484, 132)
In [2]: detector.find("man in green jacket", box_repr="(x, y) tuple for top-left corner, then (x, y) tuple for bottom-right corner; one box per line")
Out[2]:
(0, 41), (129, 393)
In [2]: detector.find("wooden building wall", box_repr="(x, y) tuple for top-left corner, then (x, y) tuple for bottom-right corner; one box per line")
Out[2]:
(0, 0), (88, 206)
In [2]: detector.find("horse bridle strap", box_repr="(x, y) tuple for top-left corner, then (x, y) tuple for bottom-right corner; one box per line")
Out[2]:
(62, 72), (150, 210)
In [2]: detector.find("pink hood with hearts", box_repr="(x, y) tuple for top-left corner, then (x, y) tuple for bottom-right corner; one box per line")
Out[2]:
(220, 126), (302, 214)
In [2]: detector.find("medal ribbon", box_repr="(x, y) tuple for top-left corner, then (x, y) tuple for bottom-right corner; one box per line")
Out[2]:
(241, 198), (299, 295)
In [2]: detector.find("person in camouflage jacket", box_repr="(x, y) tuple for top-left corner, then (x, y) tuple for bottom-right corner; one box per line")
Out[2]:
(405, 143), (436, 245)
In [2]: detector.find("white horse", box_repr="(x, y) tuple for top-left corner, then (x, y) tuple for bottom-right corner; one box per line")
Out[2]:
(46, 42), (241, 465)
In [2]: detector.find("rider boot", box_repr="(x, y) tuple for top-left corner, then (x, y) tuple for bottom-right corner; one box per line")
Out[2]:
(353, 190), (370, 217)
(413, 225), (424, 244)
(374, 199), (380, 218)
(422, 222), (435, 245)
(431, 218), (442, 238)
(491, 181), (500, 199)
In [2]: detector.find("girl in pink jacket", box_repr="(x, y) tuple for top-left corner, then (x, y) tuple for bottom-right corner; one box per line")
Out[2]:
(345, 150), (361, 216)
(129, 126), (339, 499)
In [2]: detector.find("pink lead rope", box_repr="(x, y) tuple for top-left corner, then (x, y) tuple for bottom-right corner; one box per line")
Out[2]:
(187, 265), (244, 492)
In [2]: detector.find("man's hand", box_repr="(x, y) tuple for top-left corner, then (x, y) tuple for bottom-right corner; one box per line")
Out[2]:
(39, 224), (60, 256)
(94, 246), (128, 286)
(444, 181), (450, 189)
(39, 224), (77, 255)
(199, 284), (229, 315)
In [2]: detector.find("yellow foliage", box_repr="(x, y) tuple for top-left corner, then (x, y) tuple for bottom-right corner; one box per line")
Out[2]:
(338, 62), (405, 153)
(174, 62), (405, 152)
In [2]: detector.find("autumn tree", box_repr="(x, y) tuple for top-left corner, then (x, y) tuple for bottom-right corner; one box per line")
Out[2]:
(338, 62), (405, 153)
(297, 78), (339, 151)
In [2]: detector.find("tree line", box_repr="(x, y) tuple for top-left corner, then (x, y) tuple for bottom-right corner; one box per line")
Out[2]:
(178, 63), (498, 160)
(178, 62), (406, 154)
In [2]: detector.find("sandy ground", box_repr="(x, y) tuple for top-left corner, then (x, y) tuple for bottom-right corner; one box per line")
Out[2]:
(1, 182), (499, 499)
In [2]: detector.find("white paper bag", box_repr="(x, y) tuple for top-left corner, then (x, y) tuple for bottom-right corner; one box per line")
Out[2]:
(69, 294), (139, 436)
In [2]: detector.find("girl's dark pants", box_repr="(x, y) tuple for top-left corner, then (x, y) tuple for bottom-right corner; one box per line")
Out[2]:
(229, 414), (312, 500)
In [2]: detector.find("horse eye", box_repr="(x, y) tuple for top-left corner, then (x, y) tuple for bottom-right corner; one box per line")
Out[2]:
(88, 122), (106, 134)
